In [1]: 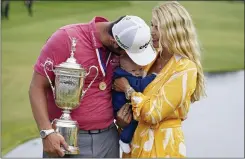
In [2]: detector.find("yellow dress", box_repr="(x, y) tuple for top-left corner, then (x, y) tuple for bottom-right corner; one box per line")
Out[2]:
(123, 54), (197, 158)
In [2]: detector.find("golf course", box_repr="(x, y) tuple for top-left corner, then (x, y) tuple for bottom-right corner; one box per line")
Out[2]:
(1, 1), (244, 156)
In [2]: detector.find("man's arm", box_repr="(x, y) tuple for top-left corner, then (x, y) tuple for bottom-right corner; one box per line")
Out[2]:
(114, 75), (156, 128)
(29, 29), (70, 157)
(29, 72), (52, 131)
(115, 103), (132, 128)
(29, 71), (69, 157)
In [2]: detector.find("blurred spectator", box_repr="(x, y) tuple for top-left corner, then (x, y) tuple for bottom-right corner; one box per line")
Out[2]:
(1, 0), (10, 20)
(24, 0), (33, 17)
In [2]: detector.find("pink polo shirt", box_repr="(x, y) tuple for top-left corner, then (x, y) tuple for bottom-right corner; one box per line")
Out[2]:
(34, 17), (119, 130)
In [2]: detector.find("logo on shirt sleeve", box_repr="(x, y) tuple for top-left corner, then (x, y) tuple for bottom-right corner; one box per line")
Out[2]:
(40, 57), (54, 71)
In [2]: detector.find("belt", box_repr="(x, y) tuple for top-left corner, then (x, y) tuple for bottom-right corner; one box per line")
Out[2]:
(79, 123), (115, 134)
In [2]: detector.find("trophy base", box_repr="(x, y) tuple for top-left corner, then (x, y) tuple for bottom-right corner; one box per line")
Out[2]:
(62, 146), (80, 155)
(52, 116), (80, 155)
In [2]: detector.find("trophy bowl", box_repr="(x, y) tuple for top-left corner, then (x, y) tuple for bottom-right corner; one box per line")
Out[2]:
(54, 67), (86, 110)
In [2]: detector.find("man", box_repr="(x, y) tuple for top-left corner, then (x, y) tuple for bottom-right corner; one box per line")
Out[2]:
(29, 15), (156, 158)
(24, 0), (33, 17)
(1, 0), (10, 20)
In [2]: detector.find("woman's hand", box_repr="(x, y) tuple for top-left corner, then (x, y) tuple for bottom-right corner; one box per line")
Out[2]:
(113, 77), (130, 93)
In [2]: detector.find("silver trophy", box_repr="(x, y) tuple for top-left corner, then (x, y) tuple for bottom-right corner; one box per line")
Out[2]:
(43, 37), (98, 154)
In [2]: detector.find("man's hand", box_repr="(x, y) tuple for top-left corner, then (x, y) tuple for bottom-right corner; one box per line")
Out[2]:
(113, 77), (130, 93)
(42, 133), (70, 157)
(116, 103), (132, 129)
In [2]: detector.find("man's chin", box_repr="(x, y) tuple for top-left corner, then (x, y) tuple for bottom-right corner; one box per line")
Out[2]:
(105, 46), (122, 56)
(112, 52), (121, 56)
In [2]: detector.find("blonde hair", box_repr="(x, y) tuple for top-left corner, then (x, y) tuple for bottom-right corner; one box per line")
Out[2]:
(152, 1), (206, 102)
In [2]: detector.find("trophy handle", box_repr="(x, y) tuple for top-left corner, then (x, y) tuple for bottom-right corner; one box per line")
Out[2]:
(81, 66), (99, 97)
(43, 60), (55, 98)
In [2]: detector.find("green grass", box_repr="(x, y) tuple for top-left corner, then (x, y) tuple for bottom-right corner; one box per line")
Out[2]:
(1, 1), (244, 156)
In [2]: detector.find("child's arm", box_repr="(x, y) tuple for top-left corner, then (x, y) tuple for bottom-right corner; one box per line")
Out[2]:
(126, 74), (156, 92)
(112, 68), (129, 117)
(138, 74), (157, 92)
(112, 90), (128, 118)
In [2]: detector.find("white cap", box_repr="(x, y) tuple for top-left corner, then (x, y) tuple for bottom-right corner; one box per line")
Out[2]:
(112, 15), (156, 66)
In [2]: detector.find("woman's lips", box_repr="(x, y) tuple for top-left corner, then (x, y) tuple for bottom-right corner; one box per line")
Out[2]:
(152, 39), (159, 44)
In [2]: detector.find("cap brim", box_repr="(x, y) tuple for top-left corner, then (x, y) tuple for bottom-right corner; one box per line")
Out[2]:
(126, 45), (157, 66)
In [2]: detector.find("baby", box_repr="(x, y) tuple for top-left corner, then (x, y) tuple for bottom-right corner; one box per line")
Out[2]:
(112, 54), (156, 153)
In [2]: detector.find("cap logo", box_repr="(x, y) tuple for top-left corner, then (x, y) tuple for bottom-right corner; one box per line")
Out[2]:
(124, 17), (131, 20)
(115, 35), (129, 49)
(139, 40), (150, 49)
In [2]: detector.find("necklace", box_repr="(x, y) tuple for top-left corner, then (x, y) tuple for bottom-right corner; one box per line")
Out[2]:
(158, 57), (171, 70)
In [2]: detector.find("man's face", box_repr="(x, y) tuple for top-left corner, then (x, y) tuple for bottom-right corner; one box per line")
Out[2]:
(106, 38), (126, 56)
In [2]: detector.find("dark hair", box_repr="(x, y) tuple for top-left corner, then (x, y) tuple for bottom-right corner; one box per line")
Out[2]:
(108, 15), (126, 36)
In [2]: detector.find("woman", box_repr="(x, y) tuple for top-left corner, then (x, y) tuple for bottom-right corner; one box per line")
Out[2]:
(114, 1), (206, 158)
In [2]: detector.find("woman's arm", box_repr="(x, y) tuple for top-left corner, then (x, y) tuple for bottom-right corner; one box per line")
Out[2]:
(131, 65), (197, 125)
